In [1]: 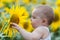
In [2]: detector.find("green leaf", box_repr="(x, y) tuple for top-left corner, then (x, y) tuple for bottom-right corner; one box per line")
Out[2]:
(13, 32), (24, 40)
(4, 13), (10, 20)
(1, 37), (11, 40)
(0, 22), (8, 33)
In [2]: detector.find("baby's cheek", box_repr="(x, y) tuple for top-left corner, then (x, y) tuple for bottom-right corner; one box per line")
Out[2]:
(31, 19), (38, 24)
(31, 20), (36, 25)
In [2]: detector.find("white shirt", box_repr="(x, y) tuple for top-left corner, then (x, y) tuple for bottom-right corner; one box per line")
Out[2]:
(45, 27), (51, 40)
(40, 26), (51, 40)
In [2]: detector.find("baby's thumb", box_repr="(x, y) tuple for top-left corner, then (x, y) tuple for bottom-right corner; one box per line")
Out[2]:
(10, 23), (17, 27)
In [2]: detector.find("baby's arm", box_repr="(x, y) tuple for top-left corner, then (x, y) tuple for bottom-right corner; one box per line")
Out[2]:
(11, 23), (45, 40)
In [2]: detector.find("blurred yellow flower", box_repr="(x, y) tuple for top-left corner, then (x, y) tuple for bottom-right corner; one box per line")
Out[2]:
(27, 19), (34, 32)
(13, 0), (19, 4)
(55, 0), (60, 9)
(32, 0), (37, 4)
(23, 0), (30, 5)
(1, 0), (13, 3)
(22, 19), (34, 32)
(0, 2), (4, 8)
(40, 0), (46, 5)
(50, 8), (60, 31)
(4, 7), (10, 13)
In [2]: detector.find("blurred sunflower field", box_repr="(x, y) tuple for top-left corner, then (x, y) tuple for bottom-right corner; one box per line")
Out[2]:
(0, 0), (60, 40)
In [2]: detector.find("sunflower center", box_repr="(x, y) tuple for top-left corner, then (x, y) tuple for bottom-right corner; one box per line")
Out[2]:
(10, 14), (19, 24)
(54, 13), (59, 22)
(23, 22), (28, 29)
(41, 2), (46, 5)
(57, 4), (60, 7)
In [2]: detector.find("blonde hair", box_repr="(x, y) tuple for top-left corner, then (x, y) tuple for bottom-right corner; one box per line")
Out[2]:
(34, 5), (54, 25)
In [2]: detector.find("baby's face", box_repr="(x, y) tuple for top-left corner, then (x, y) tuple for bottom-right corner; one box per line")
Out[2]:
(31, 9), (43, 28)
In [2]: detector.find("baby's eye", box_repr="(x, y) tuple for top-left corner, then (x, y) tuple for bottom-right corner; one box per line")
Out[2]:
(33, 17), (36, 19)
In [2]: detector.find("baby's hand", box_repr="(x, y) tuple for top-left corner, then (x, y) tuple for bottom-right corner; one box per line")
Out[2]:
(10, 23), (20, 30)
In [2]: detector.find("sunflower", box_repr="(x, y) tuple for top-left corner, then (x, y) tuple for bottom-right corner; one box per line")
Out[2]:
(50, 8), (60, 32)
(55, 0), (60, 9)
(1, 0), (13, 3)
(22, 0), (31, 5)
(22, 19), (34, 32)
(40, 0), (47, 5)
(4, 5), (33, 37)
(13, 0), (19, 4)
(0, 2), (4, 8)
(31, 0), (37, 4)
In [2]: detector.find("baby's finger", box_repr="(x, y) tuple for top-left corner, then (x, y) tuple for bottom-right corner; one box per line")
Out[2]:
(10, 23), (16, 26)
(10, 23), (14, 26)
(10, 23), (19, 27)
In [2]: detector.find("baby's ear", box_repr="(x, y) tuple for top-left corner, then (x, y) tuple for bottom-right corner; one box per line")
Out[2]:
(42, 18), (48, 25)
(42, 18), (47, 23)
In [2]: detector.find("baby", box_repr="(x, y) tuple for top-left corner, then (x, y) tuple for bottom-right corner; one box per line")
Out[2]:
(11, 5), (54, 40)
